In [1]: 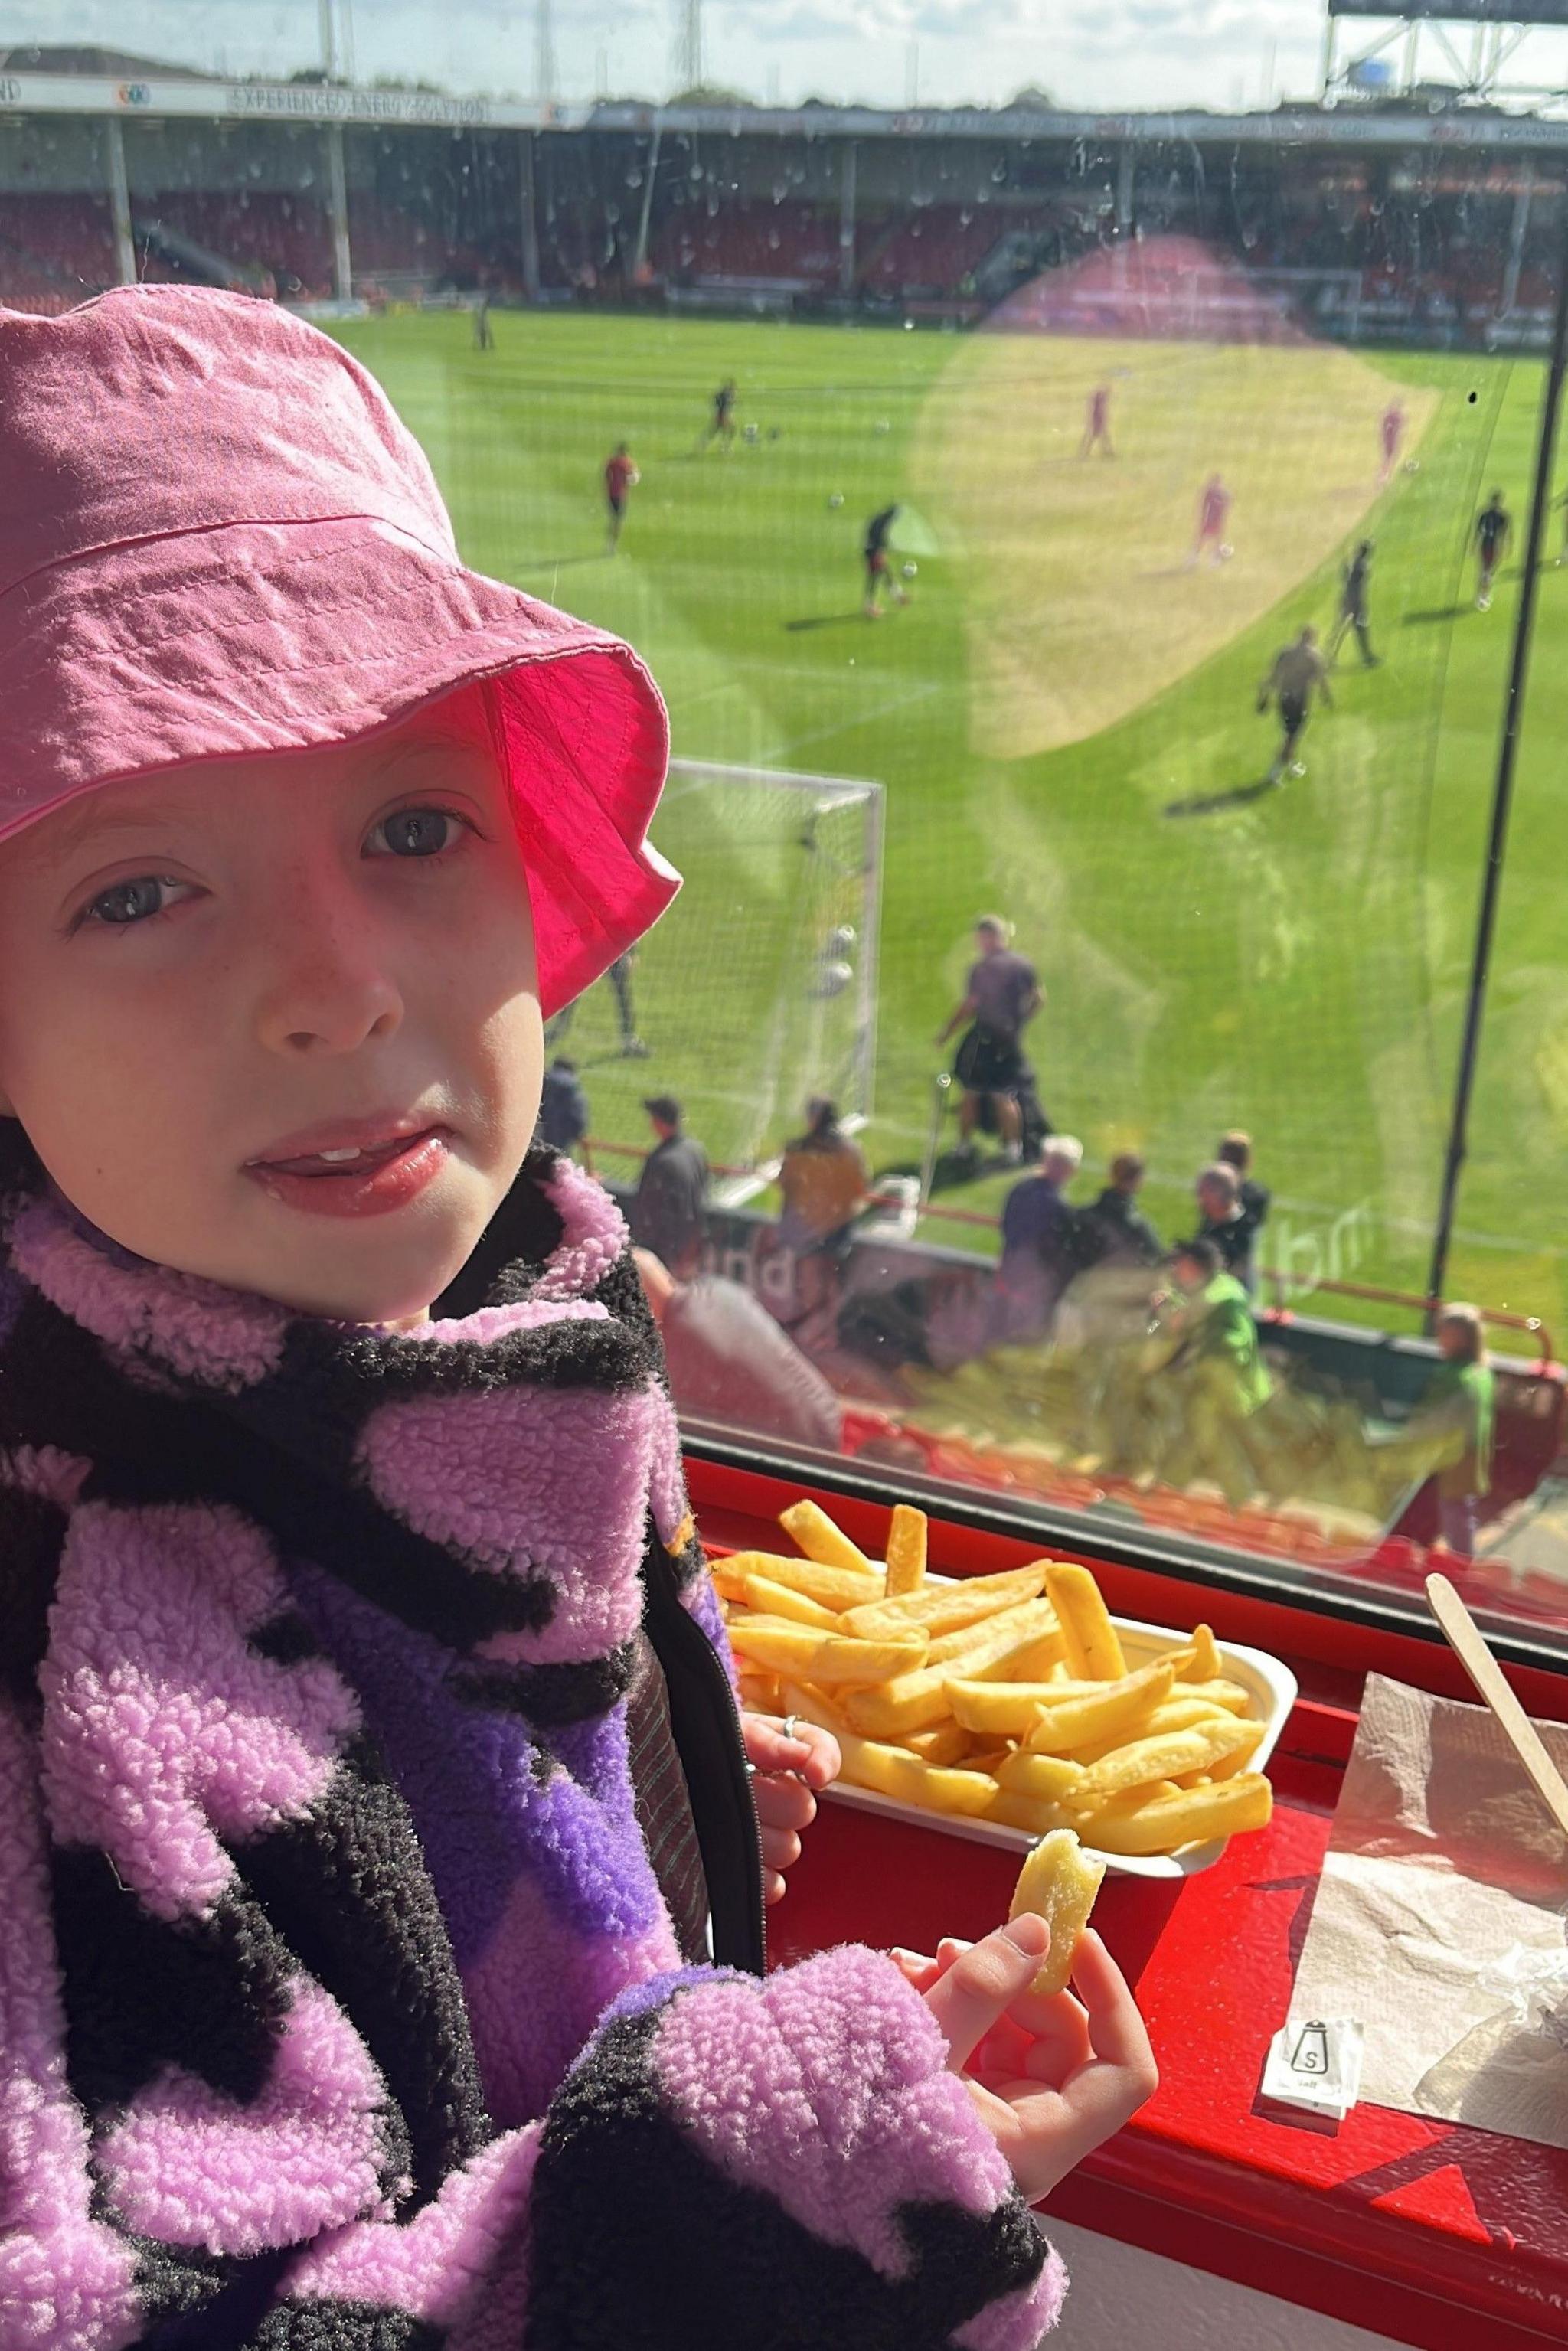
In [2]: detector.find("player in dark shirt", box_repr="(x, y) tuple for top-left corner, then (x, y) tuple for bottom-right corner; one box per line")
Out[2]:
(1475, 490), (1510, 612)
(1328, 540), (1380, 669)
(702, 378), (738, 449)
(863, 503), (910, 618)
(936, 916), (1044, 1158)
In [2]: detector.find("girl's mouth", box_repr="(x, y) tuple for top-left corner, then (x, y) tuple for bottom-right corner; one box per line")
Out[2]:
(245, 1125), (452, 1219)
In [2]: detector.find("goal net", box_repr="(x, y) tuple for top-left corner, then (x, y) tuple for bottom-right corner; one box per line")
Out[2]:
(554, 759), (884, 1180)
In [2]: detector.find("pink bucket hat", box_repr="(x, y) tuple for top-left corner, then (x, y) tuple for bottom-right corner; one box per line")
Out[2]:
(0, 285), (678, 1017)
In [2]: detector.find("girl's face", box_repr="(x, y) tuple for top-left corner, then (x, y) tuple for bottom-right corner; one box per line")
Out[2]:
(0, 696), (543, 1324)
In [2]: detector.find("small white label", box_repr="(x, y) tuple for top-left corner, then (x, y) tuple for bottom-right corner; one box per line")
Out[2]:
(1261, 2017), (1365, 2122)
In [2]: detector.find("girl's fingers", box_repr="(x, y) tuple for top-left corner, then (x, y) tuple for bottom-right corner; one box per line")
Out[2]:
(923, 1920), (1051, 2075)
(750, 1771), (818, 1832)
(762, 1865), (787, 1905)
(1070, 1934), (1160, 2093)
(759, 1823), (802, 1876)
(792, 1719), (842, 1790)
(741, 1713), (815, 1776)
(888, 1947), (939, 1990)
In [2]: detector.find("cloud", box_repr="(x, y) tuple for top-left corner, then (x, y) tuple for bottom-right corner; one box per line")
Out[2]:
(0, 0), (1329, 109)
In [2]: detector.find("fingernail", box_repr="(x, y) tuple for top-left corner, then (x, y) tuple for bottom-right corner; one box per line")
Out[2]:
(1004, 1915), (1050, 1958)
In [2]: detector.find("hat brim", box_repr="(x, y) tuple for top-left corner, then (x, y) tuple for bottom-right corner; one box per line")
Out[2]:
(0, 513), (678, 1018)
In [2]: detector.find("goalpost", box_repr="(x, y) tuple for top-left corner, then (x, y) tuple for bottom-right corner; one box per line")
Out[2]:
(639, 759), (884, 1181)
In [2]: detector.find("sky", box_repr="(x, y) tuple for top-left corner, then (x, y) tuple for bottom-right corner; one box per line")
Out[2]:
(4, 0), (1334, 116)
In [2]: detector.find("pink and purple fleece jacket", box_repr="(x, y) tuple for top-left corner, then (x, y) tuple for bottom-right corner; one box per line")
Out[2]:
(0, 1141), (1064, 2350)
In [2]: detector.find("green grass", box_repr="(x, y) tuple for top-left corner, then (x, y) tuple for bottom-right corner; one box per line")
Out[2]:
(330, 308), (1568, 1347)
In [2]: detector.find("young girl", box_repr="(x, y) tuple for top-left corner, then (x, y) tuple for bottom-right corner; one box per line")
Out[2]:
(0, 288), (1155, 2350)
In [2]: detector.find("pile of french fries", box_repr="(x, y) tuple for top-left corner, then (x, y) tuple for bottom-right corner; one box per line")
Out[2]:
(716, 1498), (1275, 1860)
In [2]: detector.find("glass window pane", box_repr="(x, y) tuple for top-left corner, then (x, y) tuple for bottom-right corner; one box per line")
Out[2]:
(8, 16), (1567, 1653)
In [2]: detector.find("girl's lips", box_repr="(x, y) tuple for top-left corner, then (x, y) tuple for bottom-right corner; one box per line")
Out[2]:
(245, 1129), (450, 1219)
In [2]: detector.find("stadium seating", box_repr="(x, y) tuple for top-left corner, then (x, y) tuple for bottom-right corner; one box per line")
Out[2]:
(856, 205), (1015, 297)
(345, 195), (488, 287)
(654, 200), (840, 289)
(0, 192), (117, 309)
(131, 191), (333, 296)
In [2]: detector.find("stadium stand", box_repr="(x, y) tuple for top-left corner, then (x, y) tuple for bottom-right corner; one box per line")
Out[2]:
(655, 198), (841, 291)
(131, 191), (333, 297)
(0, 192), (117, 309)
(856, 204), (1024, 297)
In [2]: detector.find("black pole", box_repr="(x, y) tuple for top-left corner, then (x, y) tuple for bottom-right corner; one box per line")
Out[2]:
(1425, 208), (1568, 1312)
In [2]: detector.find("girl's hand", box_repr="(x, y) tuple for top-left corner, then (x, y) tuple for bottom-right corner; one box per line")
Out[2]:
(890, 1922), (1158, 2202)
(740, 1711), (841, 1905)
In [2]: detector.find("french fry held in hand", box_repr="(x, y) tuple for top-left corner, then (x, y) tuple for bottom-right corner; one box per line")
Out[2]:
(720, 1505), (1276, 1863)
(1009, 1829), (1106, 1997)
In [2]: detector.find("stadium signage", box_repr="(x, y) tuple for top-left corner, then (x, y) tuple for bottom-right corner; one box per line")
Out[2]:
(0, 73), (531, 129)
(5, 73), (1568, 152)
(223, 84), (493, 126)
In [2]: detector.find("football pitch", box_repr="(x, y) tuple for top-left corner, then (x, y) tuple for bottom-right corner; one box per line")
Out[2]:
(332, 306), (1568, 1343)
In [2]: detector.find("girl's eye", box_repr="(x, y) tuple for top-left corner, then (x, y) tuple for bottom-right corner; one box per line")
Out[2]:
(84, 875), (185, 928)
(371, 808), (463, 859)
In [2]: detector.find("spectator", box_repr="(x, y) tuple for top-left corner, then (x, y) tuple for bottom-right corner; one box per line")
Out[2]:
(1082, 1151), (1162, 1268)
(1218, 1130), (1271, 1239)
(995, 1135), (1083, 1341)
(629, 1095), (709, 1278)
(537, 1055), (589, 1157)
(1412, 1303), (1495, 1559)
(1194, 1161), (1256, 1292)
(1150, 1237), (1271, 1506)
(777, 1096), (871, 1326)
(635, 1249), (842, 1455)
(935, 915), (1044, 1162)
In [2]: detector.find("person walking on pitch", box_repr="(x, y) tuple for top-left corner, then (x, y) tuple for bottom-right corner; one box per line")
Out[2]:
(603, 442), (639, 552)
(1258, 625), (1332, 785)
(701, 377), (737, 449)
(1080, 383), (1115, 458)
(1328, 540), (1380, 668)
(1475, 488), (1510, 610)
(1188, 472), (1232, 567)
(1378, 398), (1405, 485)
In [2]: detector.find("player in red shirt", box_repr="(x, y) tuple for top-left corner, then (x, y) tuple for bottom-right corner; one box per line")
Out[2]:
(1080, 383), (1115, 458)
(1379, 398), (1406, 486)
(603, 442), (639, 553)
(1188, 472), (1232, 568)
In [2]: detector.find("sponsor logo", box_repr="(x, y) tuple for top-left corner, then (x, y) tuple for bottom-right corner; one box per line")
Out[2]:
(117, 83), (152, 105)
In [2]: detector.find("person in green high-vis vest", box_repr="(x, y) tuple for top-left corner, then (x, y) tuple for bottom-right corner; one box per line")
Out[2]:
(1414, 1302), (1496, 1559)
(1146, 1237), (1272, 1507)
